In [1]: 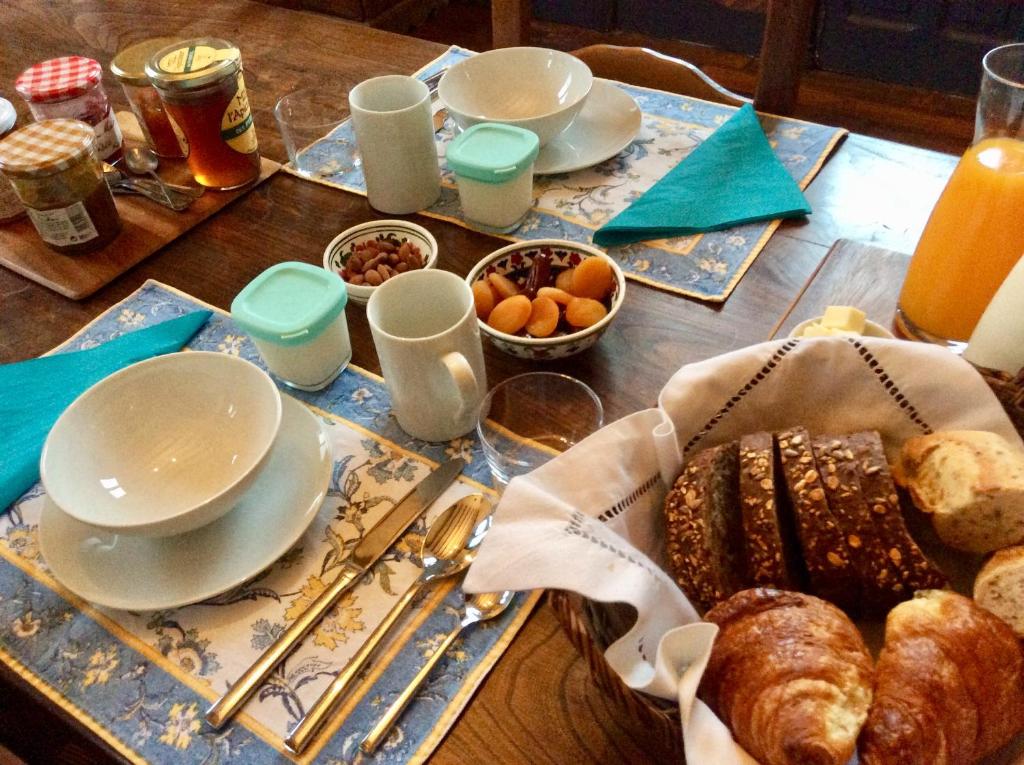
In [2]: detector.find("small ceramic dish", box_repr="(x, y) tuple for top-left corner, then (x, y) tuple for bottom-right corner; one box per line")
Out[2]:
(466, 239), (625, 360)
(789, 316), (896, 339)
(438, 47), (593, 146)
(40, 351), (282, 538)
(323, 219), (439, 306)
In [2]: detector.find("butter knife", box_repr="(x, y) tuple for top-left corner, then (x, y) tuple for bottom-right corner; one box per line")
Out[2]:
(205, 458), (464, 729)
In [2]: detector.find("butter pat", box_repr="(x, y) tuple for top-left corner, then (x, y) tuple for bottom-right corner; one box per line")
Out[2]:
(820, 305), (867, 334)
(801, 324), (858, 338)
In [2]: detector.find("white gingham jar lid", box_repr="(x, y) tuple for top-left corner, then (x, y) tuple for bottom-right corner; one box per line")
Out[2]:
(0, 119), (95, 178)
(16, 56), (103, 104)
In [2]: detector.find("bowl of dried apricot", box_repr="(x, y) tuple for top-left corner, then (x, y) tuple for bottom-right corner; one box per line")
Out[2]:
(323, 220), (439, 305)
(466, 239), (625, 360)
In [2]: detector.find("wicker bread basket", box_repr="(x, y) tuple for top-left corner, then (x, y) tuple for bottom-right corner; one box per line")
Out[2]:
(550, 367), (1024, 757)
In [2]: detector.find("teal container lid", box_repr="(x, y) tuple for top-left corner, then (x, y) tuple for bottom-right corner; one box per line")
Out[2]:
(447, 123), (539, 184)
(231, 262), (348, 346)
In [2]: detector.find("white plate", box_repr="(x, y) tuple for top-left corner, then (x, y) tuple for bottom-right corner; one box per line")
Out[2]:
(40, 395), (332, 611)
(534, 79), (642, 175)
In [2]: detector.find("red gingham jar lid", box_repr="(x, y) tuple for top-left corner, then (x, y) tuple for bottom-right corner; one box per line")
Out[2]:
(0, 119), (95, 178)
(16, 56), (104, 104)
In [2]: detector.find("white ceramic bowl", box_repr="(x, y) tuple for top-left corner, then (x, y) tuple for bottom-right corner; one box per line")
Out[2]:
(438, 47), (593, 146)
(466, 239), (625, 360)
(789, 316), (896, 339)
(323, 219), (439, 306)
(40, 351), (283, 538)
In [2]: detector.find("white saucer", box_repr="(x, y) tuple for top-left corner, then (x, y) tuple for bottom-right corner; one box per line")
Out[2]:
(40, 395), (332, 611)
(534, 79), (642, 175)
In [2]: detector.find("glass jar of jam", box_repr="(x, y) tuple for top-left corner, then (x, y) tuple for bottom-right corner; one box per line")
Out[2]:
(145, 38), (261, 189)
(0, 119), (122, 255)
(110, 38), (185, 159)
(0, 97), (25, 225)
(15, 56), (123, 163)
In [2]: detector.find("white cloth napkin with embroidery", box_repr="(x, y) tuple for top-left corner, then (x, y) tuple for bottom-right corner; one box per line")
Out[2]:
(464, 337), (1022, 763)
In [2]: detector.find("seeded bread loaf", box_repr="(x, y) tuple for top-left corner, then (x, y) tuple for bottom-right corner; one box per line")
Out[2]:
(739, 432), (800, 589)
(848, 431), (947, 595)
(663, 441), (744, 613)
(973, 545), (1024, 638)
(777, 428), (858, 611)
(893, 430), (1024, 554)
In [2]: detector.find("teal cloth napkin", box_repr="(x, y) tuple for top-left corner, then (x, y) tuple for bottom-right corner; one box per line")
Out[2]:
(0, 311), (211, 513)
(593, 103), (811, 247)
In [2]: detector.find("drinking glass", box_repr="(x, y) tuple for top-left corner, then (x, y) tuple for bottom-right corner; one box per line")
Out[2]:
(895, 43), (1024, 347)
(274, 88), (348, 178)
(477, 372), (603, 492)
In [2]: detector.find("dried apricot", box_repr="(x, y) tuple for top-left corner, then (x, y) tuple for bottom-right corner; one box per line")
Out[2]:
(472, 280), (498, 320)
(488, 272), (520, 300)
(537, 286), (573, 305)
(571, 257), (614, 300)
(554, 268), (575, 293)
(487, 295), (531, 334)
(565, 297), (607, 328)
(525, 296), (559, 337)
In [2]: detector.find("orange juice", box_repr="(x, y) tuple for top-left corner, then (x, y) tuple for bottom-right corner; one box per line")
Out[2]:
(897, 136), (1024, 343)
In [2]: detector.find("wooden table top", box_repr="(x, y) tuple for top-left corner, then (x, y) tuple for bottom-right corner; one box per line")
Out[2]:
(0, 1), (960, 763)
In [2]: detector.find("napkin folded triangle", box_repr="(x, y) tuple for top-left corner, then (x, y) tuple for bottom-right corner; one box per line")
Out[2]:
(0, 311), (212, 513)
(593, 103), (811, 247)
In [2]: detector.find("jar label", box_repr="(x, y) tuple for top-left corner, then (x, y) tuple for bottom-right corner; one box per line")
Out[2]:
(92, 108), (123, 161)
(27, 201), (98, 246)
(220, 74), (257, 154)
(158, 45), (240, 74)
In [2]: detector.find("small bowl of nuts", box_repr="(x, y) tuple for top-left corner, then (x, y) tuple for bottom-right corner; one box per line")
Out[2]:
(466, 239), (625, 360)
(323, 220), (439, 305)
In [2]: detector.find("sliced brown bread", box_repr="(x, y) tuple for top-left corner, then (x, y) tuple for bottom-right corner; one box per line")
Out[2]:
(812, 435), (901, 612)
(973, 545), (1024, 639)
(664, 441), (744, 613)
(776, 427), (859, 611)
(847, 431), (947, 594)
(739, 432), (800, 589)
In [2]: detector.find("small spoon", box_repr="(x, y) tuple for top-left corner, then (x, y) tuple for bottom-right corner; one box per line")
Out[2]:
(123, 146), (177, 206)
(361, 589), (515, 754)
(284, 493), (493, 755)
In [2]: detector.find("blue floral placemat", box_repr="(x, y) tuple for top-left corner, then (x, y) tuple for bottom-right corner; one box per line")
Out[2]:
(0, 281), (541, 765)
(284, 45), (846, 303)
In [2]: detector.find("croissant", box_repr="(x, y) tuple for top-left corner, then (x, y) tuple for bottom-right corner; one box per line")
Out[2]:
(859, 589), (1024, 765)
(699, 588), (873, 765)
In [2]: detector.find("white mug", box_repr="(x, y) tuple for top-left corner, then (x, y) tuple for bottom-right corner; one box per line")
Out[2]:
(348, 75), (441, 214)
(367, 270), (486, 442)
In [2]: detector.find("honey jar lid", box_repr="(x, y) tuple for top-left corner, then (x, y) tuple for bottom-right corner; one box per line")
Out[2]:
(0, 119), (95, 178)
(111, 37), (182, 87)
(16, 56), (103, 104)
(231, 262), (349, 346)
(146, 38), (242, 91)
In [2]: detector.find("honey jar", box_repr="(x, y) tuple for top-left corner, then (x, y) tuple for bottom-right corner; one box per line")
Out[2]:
(0, 119), (122, 255)
(145, 38), (261, 189)
(110, 38), (185, 158)
(15, 56), (123, 162)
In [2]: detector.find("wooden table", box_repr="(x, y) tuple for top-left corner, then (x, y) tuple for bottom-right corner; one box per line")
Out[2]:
(0, 2), (958, 763)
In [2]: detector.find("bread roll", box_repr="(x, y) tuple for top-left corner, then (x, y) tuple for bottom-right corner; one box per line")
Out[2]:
(859, 590), (1024, 765)
(700, 588), (873, 765)
(974, 545), (1024, 638)
(893, 430), (1024, 553)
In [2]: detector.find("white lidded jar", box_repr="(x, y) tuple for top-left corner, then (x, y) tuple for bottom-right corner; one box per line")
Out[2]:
(447, 122), (539, 233)
(231, 261), (351, 391)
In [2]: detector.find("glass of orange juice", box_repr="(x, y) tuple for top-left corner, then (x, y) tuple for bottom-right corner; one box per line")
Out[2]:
(895, 43), (1024, 347)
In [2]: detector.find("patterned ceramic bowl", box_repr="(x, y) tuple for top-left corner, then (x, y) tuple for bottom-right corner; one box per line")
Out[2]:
(466, 239), (626, 360)
(323, 220), (439, 306)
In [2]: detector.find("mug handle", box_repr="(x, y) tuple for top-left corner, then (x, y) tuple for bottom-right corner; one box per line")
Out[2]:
(441, 351), (479, 423)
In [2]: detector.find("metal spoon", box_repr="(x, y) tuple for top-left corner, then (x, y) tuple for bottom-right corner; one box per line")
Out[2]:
(123, 146), (177, 207)
(360, 589), (514, 754)
(284, 493), (493, 755)
(102, 163), (200, 210)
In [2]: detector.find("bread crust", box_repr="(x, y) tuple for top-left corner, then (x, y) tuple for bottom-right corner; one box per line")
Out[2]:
(859, 590), (1024, 765)
(974, 545), (1024, 638)
(700, 588), (874, 765)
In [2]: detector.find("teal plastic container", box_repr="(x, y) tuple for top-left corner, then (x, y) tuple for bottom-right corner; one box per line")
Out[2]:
(447, 123), (539, 232)
(231, 261), (351, 390)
